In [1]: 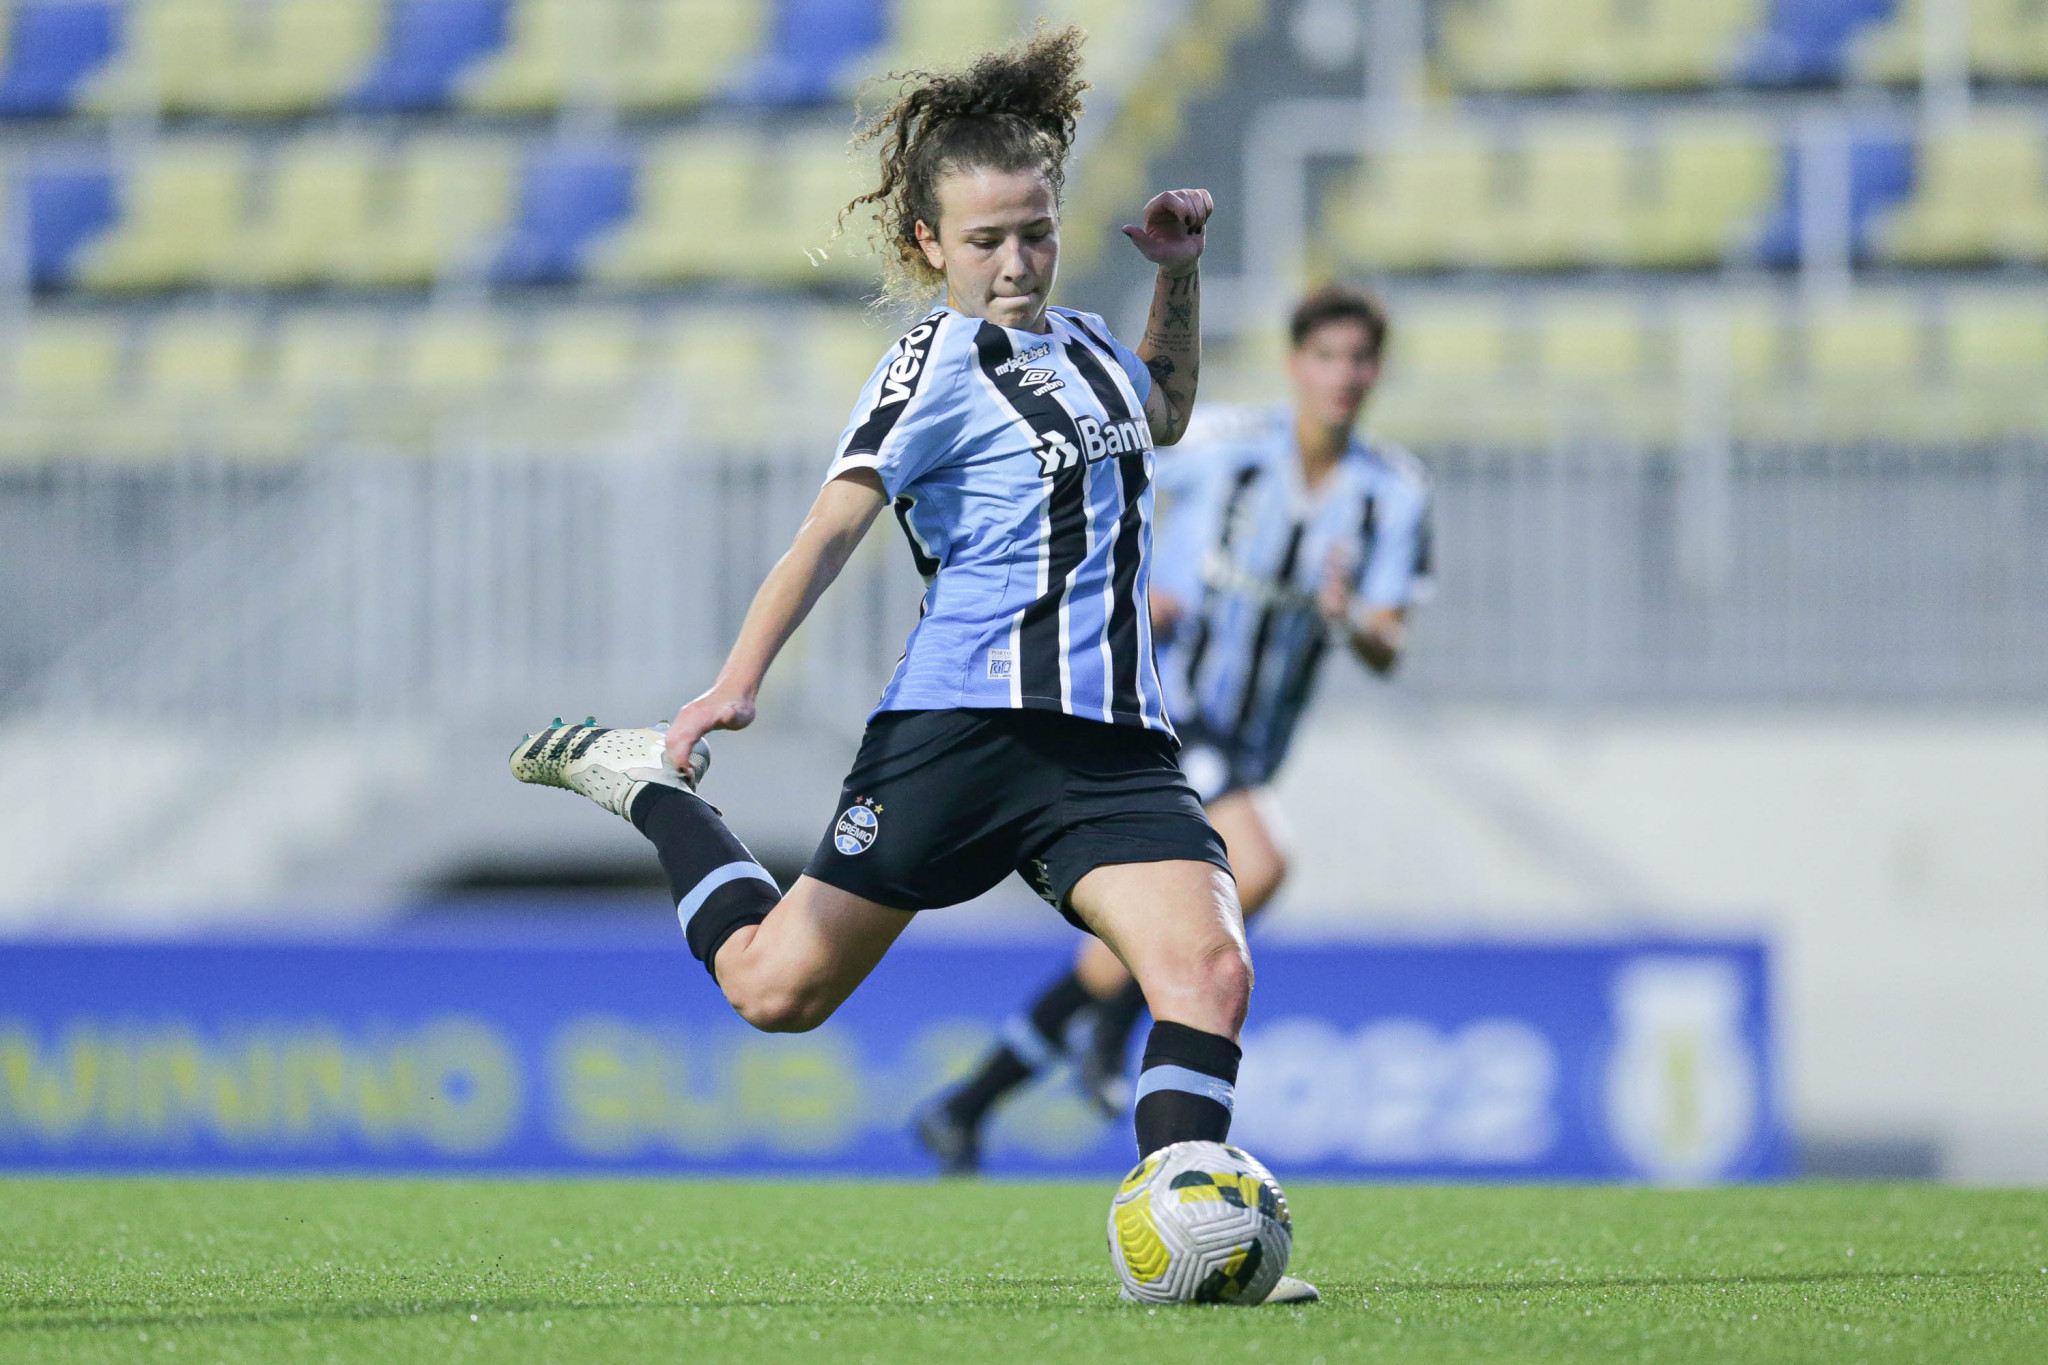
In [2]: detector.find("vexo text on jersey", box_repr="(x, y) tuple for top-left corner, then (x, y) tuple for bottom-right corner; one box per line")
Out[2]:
(880, 321), (938, 407)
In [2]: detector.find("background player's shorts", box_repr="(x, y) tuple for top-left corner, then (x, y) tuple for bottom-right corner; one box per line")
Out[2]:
(1172, 720), (1275, 804)
(804, 708), (1230, 926)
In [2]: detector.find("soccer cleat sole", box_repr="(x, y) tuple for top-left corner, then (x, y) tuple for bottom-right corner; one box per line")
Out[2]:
(1256, 1276), (1320, 1306)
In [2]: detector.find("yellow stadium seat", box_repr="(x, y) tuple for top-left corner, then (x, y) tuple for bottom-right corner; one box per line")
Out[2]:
(460, 0), (619, 112)
(1947, 296), (2048, 373)
(1493, 121), (1633, 267)
(400, 311), (512, 397)
(80, 0), (234, 113)
(1807, 296), (1923, 379)
(653, 310), (773, 447)
(230, 0), (384, 113)
(1629, 118), (1779, 266)
(73, 142), (249, 290)
(275, 311), (389, 396)
(530, 310), (644, 392)
(1536, 299), (1643, 378)
(1620, 0), (1768, 87)
(1441, 0), (1613, 90)
(1974, 0), (2048, 80)
(7, 314), (127, 407)
(346, 138), (517, 287)
(140, 311), (258, 402)
(1325, 126), (1496, 271)
(867, 0), (1020, 78)
(800, 309), (894, 413)
(609, 0), (769, 110)
(1876, 115), (2048, 265)
(222, 137), (381, 287)
(84, 0), (382, 114)
(587, 130), (765, 282)
(759, 128), (876, 284)
(1394, 301), (1511, 379)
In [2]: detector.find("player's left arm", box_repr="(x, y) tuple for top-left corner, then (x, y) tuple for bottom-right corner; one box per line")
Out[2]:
(1123, 188), (1213, 446)
(1321, 483), (1430, 677)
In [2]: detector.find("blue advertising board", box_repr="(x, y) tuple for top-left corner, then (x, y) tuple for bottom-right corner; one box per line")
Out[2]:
(0, 935), (1784, 1181)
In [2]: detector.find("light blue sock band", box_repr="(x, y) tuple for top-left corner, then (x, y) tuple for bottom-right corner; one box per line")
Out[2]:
(676, 861), (780, 927)
(1134, 1064), (1236, 1113)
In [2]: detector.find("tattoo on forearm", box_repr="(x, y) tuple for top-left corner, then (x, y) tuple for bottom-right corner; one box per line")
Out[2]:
(1146, 354), (1175, 385)
(1139, 265), (1200, 438)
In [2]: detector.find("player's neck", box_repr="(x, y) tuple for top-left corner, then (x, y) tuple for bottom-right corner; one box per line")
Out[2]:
(1292, 413), (1350, 489)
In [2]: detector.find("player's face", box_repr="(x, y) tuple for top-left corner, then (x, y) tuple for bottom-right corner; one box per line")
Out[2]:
(918, 166), (1061, 332)
(1289, 319), (1381, 429)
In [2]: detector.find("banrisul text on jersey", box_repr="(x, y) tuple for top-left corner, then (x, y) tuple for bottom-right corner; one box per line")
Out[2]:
(826, 305), (1171, 733)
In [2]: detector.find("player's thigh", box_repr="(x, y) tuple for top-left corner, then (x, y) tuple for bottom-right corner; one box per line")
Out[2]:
(1205, 787), (1290, 917)
(1066, 858), (1250, 1039)
(715, 875), (914, 1033)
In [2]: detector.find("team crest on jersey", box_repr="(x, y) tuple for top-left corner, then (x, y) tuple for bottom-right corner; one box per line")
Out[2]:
(833, 798), (881, 856)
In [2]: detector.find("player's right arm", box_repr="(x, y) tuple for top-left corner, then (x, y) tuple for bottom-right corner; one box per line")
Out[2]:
(665, 471), (889, 768)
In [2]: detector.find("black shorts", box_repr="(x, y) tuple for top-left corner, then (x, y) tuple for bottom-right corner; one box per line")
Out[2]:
(803, 708), (1231, 926)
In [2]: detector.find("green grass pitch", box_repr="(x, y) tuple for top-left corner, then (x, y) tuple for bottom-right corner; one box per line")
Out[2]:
(2, 1180), (2043, 1363)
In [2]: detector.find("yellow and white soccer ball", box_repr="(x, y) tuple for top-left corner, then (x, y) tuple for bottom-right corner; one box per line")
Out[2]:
(1107, 1139), (1292, 1304)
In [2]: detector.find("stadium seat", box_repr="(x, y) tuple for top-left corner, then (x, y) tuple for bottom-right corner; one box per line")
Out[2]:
(1852, 0), (2048, 83)
(71, 142), (249, 291)
(344, 136), (516, 286)
(221, 136), (381, 287)
(653, 310), (773, 446)
(1628, 118), (1780, 266)
(865, 0), (1018, 80)
(458, 0), (610, 111)
(1536, 299), (1643, 378)
(1806, 295), (1922, 379)
(0, 0), (119, 114)
(615, 0), (767, 108)
(349, 0), (507, 111)
(802, 308), (892, 411)
(1946, 295), (2048, 374)
(757, 127), (874, 283)
(5, 311), (125, 407)
(1493, 120), (1633, 268)
(22, 165), (118, 287)
(1623, 0), (1771, 87)
(1753, 131), (1914, 269)
(1440, 0), (1613, 90)
(1325, 125), (1496, 271)
(1875, 115), (2048, 265)
(586, 130), (763, 283)
(1744, 0), (1893, 84)
(399, 308), (510, 399)
(231, 0), (386, 113)
(730, 0), (883, 105)
(528, 309), (643, 393)
(491, 145), (637, 284)
(85, 0), (383, 114)
(139, 310), (257, 402)
(275, 310), (390, 397)
(79, 0), (229, 112)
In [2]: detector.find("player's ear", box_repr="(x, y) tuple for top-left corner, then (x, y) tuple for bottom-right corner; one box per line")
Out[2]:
(915, 220), (945, 272)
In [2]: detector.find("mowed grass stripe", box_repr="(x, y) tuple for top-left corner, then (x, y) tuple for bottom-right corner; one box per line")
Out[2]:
(0, 1180), (2042, 1363)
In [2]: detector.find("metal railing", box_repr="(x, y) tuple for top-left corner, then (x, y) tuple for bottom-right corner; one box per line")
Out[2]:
(5, 443), (2044, 727)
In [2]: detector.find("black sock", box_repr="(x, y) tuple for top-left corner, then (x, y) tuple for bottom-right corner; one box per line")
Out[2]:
(943, 971), (1095, 1126)
(1089, 979), (1150, 1071)
(630, 784), (779, 979)
(1132, 1019), (1240, 1157)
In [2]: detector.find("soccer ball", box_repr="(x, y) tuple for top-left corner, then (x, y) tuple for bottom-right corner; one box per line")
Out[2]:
(1107, 1140), (1292, 1304)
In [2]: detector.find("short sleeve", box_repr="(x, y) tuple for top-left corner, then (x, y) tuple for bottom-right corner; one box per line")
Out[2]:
(1059, 309), (1151, 405)
(825, 312), (968, 498)
(1357, 462), (1433, 609)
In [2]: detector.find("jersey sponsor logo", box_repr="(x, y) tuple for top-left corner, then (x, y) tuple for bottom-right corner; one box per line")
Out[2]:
(1020, 367), (1064, 396)
(832, 799), (881, 856)
(879, 322), (938, 407)
(1032, 414), (1153, 477)
(993, 342), (1052, 376)
(986, 647), (1014, 680)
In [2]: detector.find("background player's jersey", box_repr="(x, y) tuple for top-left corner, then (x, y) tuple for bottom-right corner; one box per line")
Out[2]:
(826, 305), (1172, 733)
(1152, 405), (1433, 788)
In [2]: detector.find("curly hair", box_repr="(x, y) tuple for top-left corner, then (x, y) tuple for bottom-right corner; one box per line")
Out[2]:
(845, 25), (1089, 302)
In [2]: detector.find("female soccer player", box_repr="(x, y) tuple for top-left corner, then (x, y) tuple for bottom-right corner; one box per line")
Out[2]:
(512, 33), (1307, 1299)
(919, 285), (1433, 1170)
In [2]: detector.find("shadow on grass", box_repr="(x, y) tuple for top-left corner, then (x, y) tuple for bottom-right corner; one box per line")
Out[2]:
(2, 1267), (2015, 1336)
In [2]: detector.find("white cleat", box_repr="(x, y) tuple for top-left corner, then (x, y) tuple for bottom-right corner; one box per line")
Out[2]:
(509, 718), (710, 821)
(1256, 1276), (1321, 1306)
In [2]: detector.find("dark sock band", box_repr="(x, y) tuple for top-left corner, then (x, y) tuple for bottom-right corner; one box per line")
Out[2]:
(943, 971), (1097, 1129)
(1133, 1020), (1241, 1157)
(631, 785), (779, 978)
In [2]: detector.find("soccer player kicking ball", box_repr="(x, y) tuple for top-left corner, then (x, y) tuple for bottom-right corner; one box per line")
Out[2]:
(509, 28), (1313, 1306)
(919, 285), (1432, 1166)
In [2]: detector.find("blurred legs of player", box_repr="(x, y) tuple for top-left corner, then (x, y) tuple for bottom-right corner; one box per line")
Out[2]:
(920, 786), (1287, 1172)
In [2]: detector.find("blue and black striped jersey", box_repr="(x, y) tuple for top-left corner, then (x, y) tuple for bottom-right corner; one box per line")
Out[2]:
(1151, 405), (1433, 786)
(826, 304), (1172, 732)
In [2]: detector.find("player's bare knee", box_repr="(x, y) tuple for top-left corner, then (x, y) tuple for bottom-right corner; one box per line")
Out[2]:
(1196, 937), (1253, 1029)
(722, 970), (830, 1034)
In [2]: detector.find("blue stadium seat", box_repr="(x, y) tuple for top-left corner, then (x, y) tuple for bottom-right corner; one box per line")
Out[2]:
(23, 165), (115, 287)
(349, 0), (508, 112)
(732, 0), (884, 105)
(492, 146), (636, 284)
(0, 0), (119, 114)
(1753, 131), (1913, 267)
(1744, 0), (1894, 84)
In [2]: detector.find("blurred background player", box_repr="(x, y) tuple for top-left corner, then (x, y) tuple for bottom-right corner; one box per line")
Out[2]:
(918, 283), (1431, 1173)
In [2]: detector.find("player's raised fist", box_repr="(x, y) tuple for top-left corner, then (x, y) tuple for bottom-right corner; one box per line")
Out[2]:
(1122, 188), (1214, 271)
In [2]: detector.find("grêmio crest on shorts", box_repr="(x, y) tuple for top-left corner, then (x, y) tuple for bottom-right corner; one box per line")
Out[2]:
(824, 306), (1175, 736)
